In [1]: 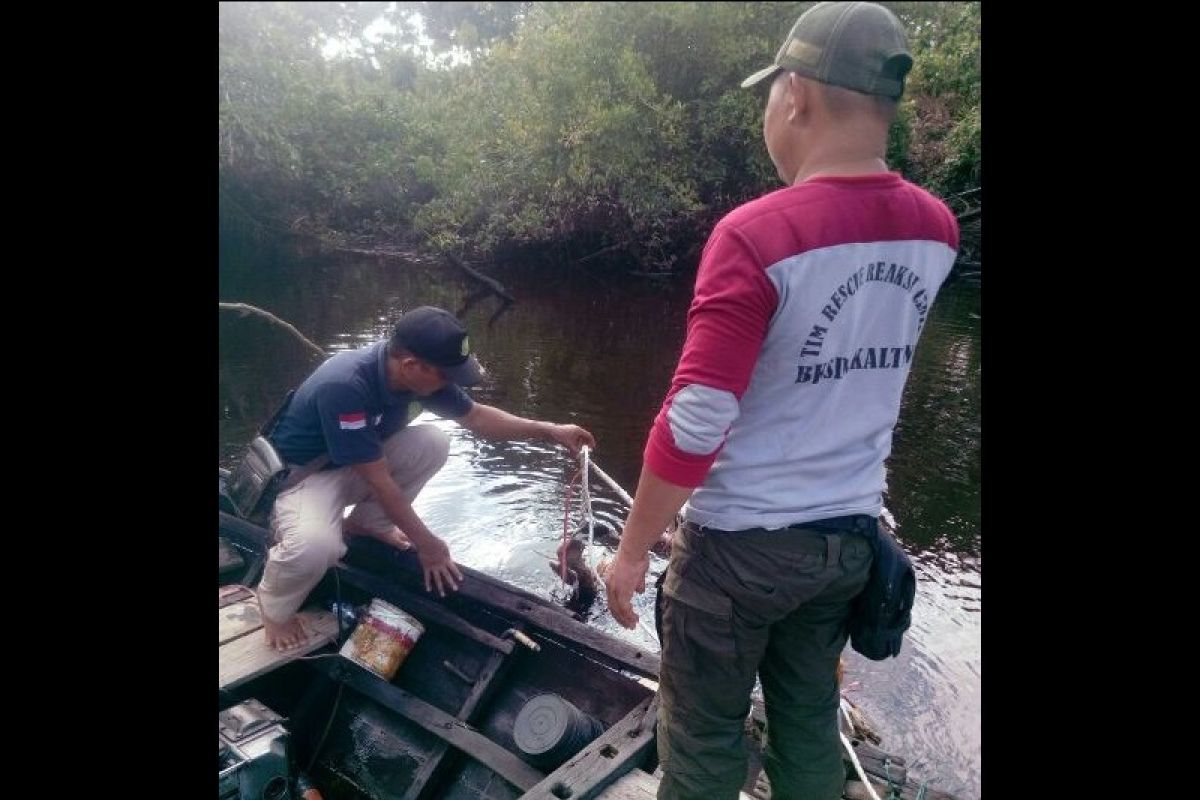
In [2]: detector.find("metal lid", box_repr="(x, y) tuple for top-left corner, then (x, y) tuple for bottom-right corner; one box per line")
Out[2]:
(512, 694), (573, 756)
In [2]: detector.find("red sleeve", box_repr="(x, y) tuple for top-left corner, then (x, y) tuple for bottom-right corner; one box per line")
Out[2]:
(643, 225), (778, 487)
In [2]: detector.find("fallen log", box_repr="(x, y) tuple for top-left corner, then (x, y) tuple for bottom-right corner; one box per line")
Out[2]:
(443, 251), (516, 304)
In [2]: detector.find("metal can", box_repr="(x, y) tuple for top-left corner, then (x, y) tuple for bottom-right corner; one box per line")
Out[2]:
(339, 598), (425, 681)
(512, 693), (606, 769)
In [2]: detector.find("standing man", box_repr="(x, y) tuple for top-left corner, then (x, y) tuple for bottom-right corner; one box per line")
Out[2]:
(259, 305), (595, 650)
(603, 4), (959, 798)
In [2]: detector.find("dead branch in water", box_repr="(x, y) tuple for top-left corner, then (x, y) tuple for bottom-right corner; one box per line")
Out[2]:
(321, 234), (517, 305)
(219, 302), (326, 359)
(443, 250), (516, 304)
(576, 240), (626, 264)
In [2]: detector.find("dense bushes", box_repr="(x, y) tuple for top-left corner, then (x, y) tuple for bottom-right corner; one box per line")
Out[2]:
(219, 2), (980, 271)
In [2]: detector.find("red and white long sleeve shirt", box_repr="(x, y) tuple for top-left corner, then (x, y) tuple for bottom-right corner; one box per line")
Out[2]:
(644, 173), (959, 531)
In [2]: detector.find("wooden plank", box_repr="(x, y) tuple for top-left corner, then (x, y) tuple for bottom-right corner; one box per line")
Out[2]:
(843, 776), (959, 800)
(219, 608), (339, 690)
(403, 648), (516, 800)
(220, 584), (254, 608)
(849, 739), (907, 786)
(311, 658), (545, 793)
(219, 598), (264, 645)
(595, 769), (659, 800)
(893, 781), (958, 800)
(335, 565), (514, 655)
(519, 694), (659, 800)
(853, 739), (905, 767)
(596, 770), (760, 800)
(455, 649), (513, 720)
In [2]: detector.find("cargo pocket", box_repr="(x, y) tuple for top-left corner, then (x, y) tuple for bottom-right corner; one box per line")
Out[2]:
(660, 565), (737, 677)
(792, 550), (826, 575)
(840, 536), (873, 587)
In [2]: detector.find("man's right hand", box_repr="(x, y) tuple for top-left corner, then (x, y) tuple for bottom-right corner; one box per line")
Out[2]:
(351, 458), (465, 596)
(604, 546), (649, 630)
(416, 536), (464, 597)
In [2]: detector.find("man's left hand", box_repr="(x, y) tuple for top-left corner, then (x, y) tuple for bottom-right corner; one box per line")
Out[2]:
(548, 424), (596, 456)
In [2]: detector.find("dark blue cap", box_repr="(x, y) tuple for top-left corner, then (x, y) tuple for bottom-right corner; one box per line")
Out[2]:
(390, 306), (484, 386)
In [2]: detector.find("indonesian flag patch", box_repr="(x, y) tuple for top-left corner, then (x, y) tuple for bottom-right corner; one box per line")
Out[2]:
(338, 411), (367, 430)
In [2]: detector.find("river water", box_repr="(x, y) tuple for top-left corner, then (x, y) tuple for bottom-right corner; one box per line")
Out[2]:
(219, 233), (980, 798)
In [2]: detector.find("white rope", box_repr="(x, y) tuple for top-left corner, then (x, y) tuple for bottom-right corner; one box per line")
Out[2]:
(839, 697), (856, 736)
(578, 449), (661, 646)
(587, 458), (634, 506)
(580, 446), (596, 568)
(840, 729), (882, 800)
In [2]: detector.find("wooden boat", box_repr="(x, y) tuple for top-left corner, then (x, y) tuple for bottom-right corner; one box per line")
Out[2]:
(218, 472), (961, 800)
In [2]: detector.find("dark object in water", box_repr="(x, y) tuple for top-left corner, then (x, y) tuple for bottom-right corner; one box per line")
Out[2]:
(550, 536), (600, 616)
(549, 520), (670, 617)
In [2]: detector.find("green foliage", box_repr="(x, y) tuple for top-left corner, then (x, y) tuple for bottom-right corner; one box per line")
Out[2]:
(403, 1), (531, 52)
(219, 2), (980, 270)
(889, 2), (981, 195)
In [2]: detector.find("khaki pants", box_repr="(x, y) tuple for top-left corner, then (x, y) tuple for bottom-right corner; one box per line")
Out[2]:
(656, 522), (873, 800)
(256, 424), (449, 623)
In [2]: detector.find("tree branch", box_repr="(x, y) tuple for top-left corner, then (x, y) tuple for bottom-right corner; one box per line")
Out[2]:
(443, 250), (516, 303)
(219, 302), (326, 359)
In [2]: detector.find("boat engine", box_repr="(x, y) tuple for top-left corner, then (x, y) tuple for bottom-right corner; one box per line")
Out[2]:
(219, 699), (292, 800)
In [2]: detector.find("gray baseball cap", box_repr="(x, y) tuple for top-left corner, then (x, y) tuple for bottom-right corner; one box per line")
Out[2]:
(741, 2), (913, 99)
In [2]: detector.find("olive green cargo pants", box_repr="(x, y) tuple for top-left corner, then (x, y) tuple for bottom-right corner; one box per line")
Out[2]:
(656, 521), (873, 800)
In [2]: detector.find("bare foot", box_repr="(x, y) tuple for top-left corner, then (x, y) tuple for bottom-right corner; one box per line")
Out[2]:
(344, 522), (412, 551)
(263, 614), (310, 651)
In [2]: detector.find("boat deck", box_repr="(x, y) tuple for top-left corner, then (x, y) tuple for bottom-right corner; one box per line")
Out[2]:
(597, 768), (762, 800)
(219, 584), (339, 690)
(217, 515), (960, 800)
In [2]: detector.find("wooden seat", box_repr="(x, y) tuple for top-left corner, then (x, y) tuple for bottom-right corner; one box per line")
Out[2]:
(219, 585), (339, 690)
